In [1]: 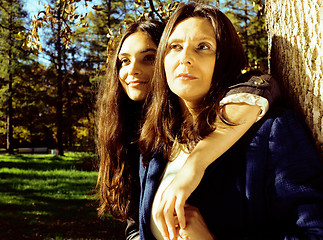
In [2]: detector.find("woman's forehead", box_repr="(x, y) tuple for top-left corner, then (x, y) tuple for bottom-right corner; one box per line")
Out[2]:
(168, 17), (215, 42)
(119, 31), (157, 56)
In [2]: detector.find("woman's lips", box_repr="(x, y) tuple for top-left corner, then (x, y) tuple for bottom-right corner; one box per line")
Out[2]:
(126, 81), (148, 87)
(176, 73), (197, 80)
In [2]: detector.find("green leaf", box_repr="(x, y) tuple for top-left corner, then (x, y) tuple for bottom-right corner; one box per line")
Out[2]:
(13, 33), (25, 41)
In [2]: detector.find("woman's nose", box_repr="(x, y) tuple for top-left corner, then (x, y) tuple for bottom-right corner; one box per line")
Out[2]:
(179, 48), (193, 65)
(129, 61), (142, 75)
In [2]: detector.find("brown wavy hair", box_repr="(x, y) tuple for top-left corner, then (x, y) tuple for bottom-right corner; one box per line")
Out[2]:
(96, 21), (164, 221)
(139, 2), (247, 165)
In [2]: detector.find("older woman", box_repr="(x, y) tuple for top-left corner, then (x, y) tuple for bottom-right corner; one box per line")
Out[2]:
(139, 2), (323, 240)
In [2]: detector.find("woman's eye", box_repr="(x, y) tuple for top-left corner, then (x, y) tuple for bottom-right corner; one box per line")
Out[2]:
(120, 58), (130, 65)
(198, 43), (210, 50)
(144, 54), (156, 63)
(169, 43), (182, 50)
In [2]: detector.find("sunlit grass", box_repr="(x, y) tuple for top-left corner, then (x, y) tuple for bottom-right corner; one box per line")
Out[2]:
(0, 153), (125, 239)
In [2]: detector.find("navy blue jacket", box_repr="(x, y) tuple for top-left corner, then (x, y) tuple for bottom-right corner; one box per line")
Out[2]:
(139, 109), (323, 240)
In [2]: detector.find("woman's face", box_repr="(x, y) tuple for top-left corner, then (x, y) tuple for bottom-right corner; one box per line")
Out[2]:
(164, 17), (216, 107)
(118, 31), (157, 101)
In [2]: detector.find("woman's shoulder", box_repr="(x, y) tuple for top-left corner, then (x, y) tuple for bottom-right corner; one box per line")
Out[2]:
(249, 107), (321, 163)
(258, 107), (310, 135)
(252, 107), (311, 139)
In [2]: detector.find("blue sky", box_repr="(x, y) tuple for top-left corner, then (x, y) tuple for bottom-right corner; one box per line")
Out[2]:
(23, 0), (101, 18)
(23, 0), (46, 17)
(22, 0), (102, 66)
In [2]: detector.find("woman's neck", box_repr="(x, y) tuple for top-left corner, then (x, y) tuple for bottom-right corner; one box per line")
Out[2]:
(179, 98), (200, 122)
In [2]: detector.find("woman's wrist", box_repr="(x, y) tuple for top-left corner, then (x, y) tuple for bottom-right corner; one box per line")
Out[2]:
(184, 155), (207, 178)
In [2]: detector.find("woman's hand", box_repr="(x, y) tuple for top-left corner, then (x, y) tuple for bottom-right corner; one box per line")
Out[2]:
(155, 162), (205, 240)
(178, 204), (216, 240)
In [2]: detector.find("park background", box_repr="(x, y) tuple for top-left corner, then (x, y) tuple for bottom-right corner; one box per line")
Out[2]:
(0, 0), (322, 239)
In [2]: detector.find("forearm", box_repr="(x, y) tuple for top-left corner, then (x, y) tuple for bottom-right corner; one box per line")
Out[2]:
(187, 103), (260, 172)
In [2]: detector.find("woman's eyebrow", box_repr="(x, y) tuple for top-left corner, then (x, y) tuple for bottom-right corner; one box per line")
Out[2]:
(118, 48), (156, 57)
(168, 36), (215, 43)
(140, 48), (157, 54)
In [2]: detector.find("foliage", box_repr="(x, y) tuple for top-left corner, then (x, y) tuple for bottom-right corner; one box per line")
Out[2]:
(0, 1), (29, 65)
(221, 0), (267, 71)
(20, 0), (94, 53)
(27, 0), (99, 155)
(12, 62), (57, 147)
(0, 153), (125, 239)
(0, 0), (32, 152)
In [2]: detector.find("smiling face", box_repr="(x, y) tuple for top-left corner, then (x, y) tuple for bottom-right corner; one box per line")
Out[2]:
(164, 17), (216, 110)
(118, 31), (157, 101)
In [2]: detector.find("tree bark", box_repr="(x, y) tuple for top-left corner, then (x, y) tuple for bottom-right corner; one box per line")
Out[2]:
(56, 4), (64, 156)
(266, 0), (323, 156)
(6, 66), (13, 154)
(6, 0), (14, 154)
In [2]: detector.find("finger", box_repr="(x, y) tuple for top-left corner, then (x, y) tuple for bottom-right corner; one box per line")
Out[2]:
(164, 198), (177, 240)
(175, 196), (186, 229)
(155, 200), (171, 240)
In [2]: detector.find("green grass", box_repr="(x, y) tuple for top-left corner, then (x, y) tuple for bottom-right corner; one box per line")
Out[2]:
(0, 153), (125, 240)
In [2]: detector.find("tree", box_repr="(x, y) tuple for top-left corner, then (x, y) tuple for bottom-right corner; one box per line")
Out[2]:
(221, 0), (267, 71)
(12, 62), (56, 148)
(73, 0), (127, 72)
(31, 0), (93, 155)
(0, 0), (29, 153)
(28, 0), (124, 153)
(266, 0), (323, 156)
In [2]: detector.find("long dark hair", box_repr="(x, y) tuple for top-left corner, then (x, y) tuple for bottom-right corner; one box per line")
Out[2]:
(96, 20), (164, 221)
(140, 2), (247, 165)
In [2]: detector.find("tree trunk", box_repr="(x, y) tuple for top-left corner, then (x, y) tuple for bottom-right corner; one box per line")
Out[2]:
(243, 0), (249, 65)
(56, 5), (64, 156)
(6, 1), (14, 154)
(6, 68), (13, 154)
(266, 0), (323, 156)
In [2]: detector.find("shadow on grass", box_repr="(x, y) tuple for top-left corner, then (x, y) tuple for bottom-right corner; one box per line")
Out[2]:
(0, 202), (125, 240)
(0, 154), (80, 171)
(0, 154), (125, 240)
